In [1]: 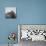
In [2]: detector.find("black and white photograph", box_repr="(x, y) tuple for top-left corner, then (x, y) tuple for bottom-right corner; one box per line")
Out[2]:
(5, 7), (16, 19)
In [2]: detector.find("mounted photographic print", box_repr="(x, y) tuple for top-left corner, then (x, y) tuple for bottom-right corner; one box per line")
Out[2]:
(5, 7), (16, 19)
